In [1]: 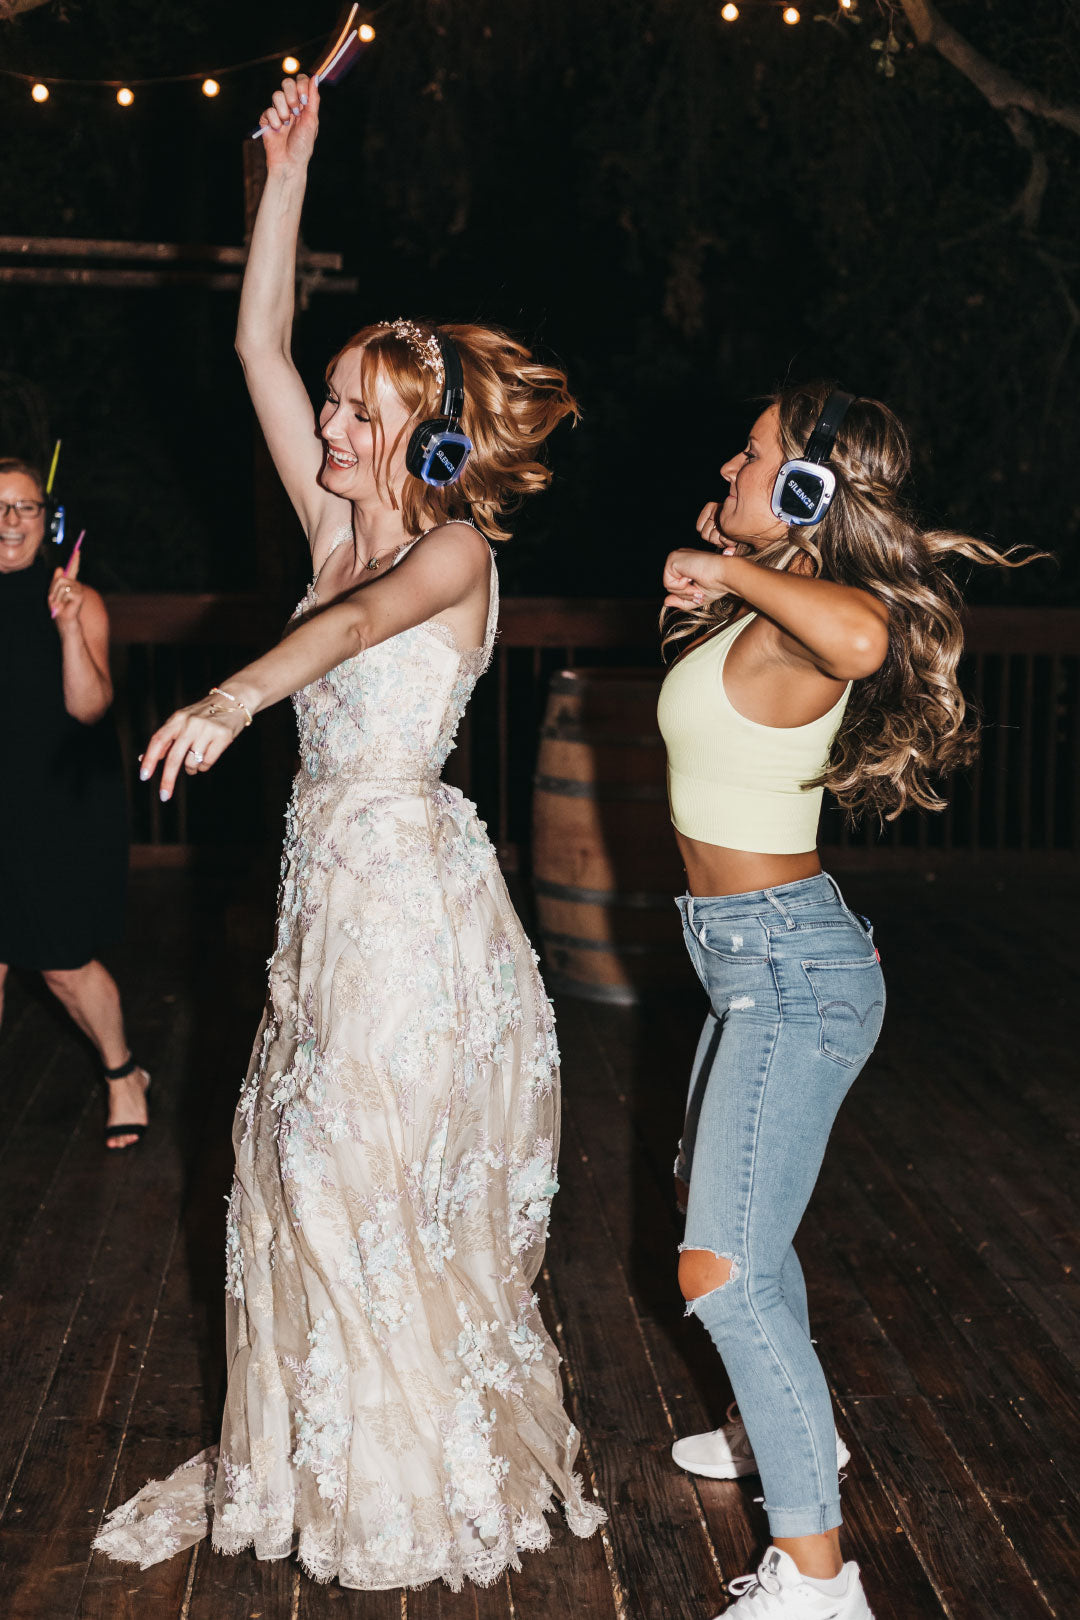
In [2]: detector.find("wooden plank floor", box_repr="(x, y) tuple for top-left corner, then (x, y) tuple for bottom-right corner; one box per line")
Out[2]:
(0, 865), (1077, 1618)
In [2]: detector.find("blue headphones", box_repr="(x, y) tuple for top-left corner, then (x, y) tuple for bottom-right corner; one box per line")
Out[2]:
(770, 390), (855, 527)
(404, 332), (473, 488)
(47, 495), (66, 545)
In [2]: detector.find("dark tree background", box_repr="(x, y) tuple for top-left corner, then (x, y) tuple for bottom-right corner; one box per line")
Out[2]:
(0, 0), (1076, 598)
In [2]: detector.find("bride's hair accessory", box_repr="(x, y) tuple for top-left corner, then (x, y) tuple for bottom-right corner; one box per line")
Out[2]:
(376, 319), (445, 388)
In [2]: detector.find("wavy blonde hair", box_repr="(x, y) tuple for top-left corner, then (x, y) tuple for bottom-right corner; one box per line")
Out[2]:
(662, 381), (1041, 822)
(325, 322), (578, 542)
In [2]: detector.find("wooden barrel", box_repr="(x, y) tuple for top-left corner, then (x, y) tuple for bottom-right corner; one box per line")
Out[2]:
(532, 669), (688, 1003)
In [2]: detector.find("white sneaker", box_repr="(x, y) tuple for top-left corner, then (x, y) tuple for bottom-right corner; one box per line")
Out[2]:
(717, 1547), (874, 1617)
(672, 1403), (850, 1481)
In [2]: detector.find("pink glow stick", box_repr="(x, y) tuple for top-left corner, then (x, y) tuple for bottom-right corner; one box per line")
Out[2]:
(250, 4), (362, 140)
(50, 529), (85, 618)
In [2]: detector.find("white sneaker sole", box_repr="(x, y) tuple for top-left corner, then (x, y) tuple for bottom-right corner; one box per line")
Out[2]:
(672, 1433), (851, 1481)
(710, 1575), (874, 1619)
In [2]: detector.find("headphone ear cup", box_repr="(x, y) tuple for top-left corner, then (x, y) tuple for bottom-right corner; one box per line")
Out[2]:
(771, 464), (794, 523)
(405, 420), (435, 481)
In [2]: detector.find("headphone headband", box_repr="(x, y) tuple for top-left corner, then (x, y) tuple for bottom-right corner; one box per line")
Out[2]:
(804, 390), (855, 465)
(436, 332), (465, 428)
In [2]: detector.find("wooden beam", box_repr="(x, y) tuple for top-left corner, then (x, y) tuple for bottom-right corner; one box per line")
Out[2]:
(100, 596), (1080, 654)
(0, 267), (243, 289)
(0, 234), (343, 271)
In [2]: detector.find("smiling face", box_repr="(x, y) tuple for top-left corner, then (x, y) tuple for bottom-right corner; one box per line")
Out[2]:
(717, 404), (792, 551)
(0, 468), (47, 574)
(317, 347), (415, 507)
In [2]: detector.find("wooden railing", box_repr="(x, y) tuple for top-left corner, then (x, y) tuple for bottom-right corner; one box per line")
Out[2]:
(106, 597), (1080, 869)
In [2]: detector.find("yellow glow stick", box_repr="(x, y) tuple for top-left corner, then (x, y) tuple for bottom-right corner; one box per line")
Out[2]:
(45, 439), (61, 496)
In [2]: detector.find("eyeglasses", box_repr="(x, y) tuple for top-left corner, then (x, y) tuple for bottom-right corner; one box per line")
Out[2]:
(0, 500), (45, 519)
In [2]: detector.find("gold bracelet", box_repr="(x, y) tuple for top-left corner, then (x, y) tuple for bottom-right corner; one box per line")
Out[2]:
(208, 686), (253, 728)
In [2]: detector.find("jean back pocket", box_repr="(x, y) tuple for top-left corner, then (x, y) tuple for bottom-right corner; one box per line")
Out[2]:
(802, 958), (885, 1068)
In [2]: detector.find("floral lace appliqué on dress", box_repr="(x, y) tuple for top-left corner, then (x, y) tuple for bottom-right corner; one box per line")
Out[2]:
(95, 534), (604, 1590)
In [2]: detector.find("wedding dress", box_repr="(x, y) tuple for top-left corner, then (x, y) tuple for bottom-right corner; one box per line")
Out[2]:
(95, 533), (604, 1589)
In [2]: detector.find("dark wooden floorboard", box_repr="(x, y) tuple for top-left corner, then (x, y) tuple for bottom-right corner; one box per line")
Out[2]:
(0, 868), (1073, 1617)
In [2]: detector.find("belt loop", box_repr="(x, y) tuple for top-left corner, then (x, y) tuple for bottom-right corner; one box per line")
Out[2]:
(686, 895), (696, 930)
(823, 872), (845, 906)
(765, 887), (796, 930)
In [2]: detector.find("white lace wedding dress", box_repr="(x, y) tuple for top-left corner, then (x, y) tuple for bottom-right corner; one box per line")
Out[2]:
(95, 535), (604, 1589)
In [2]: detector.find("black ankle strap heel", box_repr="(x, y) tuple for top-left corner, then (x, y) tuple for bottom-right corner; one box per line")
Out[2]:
(103, 1055), (151, 1149)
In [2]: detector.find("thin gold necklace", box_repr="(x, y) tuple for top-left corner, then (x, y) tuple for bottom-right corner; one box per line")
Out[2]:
(364, 538), (414, 571)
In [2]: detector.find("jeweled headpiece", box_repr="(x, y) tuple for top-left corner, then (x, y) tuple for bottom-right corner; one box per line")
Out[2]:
(375, 318), (445, 389)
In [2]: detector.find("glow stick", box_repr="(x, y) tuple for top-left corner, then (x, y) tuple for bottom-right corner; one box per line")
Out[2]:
(64, 529), (85, 576)
(50, 529), (85, 618)
(250, 4), (362, 140)
(45, 439), (61, 495)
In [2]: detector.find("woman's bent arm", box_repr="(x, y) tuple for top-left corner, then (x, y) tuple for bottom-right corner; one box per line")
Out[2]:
(58, 589), (113, 723)
(141, 526), (491, 798)
(665, 548), (890, 681)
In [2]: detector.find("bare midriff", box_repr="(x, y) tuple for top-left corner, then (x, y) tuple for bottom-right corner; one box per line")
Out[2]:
(675, 828), (822, 899)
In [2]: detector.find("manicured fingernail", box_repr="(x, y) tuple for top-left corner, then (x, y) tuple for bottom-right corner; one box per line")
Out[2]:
(159, 788), (169, 801)
(291, 106), (300, 116)
(139, 766), (150, 781)
(300, 93), (308, 105)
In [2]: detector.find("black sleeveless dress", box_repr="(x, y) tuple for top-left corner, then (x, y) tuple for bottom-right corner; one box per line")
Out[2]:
(0, 554), (128, 970)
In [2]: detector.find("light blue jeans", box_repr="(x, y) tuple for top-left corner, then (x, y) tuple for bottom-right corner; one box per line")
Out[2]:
(675, 872), (885, 1538)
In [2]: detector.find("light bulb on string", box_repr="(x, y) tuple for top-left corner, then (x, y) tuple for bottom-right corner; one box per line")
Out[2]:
(31, 82), (50, 103)
(721, 3), (739, 19)
(359, 23), (376, 42)
(201, 78), (220, 98)
(116, 86), (135, 106)
(783, 6), (801, 22)
(282, 56), (300, 74)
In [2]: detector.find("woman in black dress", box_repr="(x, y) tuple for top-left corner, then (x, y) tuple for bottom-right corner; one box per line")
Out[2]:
(0, 457), (148, 1148)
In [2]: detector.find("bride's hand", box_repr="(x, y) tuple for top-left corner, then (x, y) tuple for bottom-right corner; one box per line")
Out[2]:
(139, 694), (249, 802)
(258, 74), (320, 171)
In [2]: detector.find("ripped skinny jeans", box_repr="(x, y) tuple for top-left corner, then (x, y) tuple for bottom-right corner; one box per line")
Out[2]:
(675, 872), (885, 1539)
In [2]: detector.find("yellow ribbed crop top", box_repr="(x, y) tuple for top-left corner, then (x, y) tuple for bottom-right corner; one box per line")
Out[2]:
(656, 613), (851, 855)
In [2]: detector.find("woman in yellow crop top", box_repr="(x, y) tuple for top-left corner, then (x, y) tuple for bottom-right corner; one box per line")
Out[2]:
(656, 382), (1033, 1620)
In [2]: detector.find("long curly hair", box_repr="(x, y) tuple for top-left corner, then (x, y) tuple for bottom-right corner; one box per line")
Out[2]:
(325, 322), (579, 542)
(661, 381), (1041, 823)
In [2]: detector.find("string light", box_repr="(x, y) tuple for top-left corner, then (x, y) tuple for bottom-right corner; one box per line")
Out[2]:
(721, 3), (739, 19)
(201, 78), (220, 98)
(3, 25), (369, 103)
(783, 6), (800, 22)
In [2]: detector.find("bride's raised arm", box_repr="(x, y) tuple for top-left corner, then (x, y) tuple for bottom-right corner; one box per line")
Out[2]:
(235, 73), (343, 561)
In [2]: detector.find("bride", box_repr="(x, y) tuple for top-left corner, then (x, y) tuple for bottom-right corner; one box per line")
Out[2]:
(95, 71), (603, 1591)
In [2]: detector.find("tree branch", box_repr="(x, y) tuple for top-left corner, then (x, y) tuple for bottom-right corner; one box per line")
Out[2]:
(1004, 108), (1050, 232)
(896, 0), (1080, 139)
(0, 0), (56, 17)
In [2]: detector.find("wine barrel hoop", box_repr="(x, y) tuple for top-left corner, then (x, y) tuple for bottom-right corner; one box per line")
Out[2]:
(533, 774), (668, 802)
(532, 878), (675, 908)
(539, 723), (665, 747)
(540, 930), (684, 956)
